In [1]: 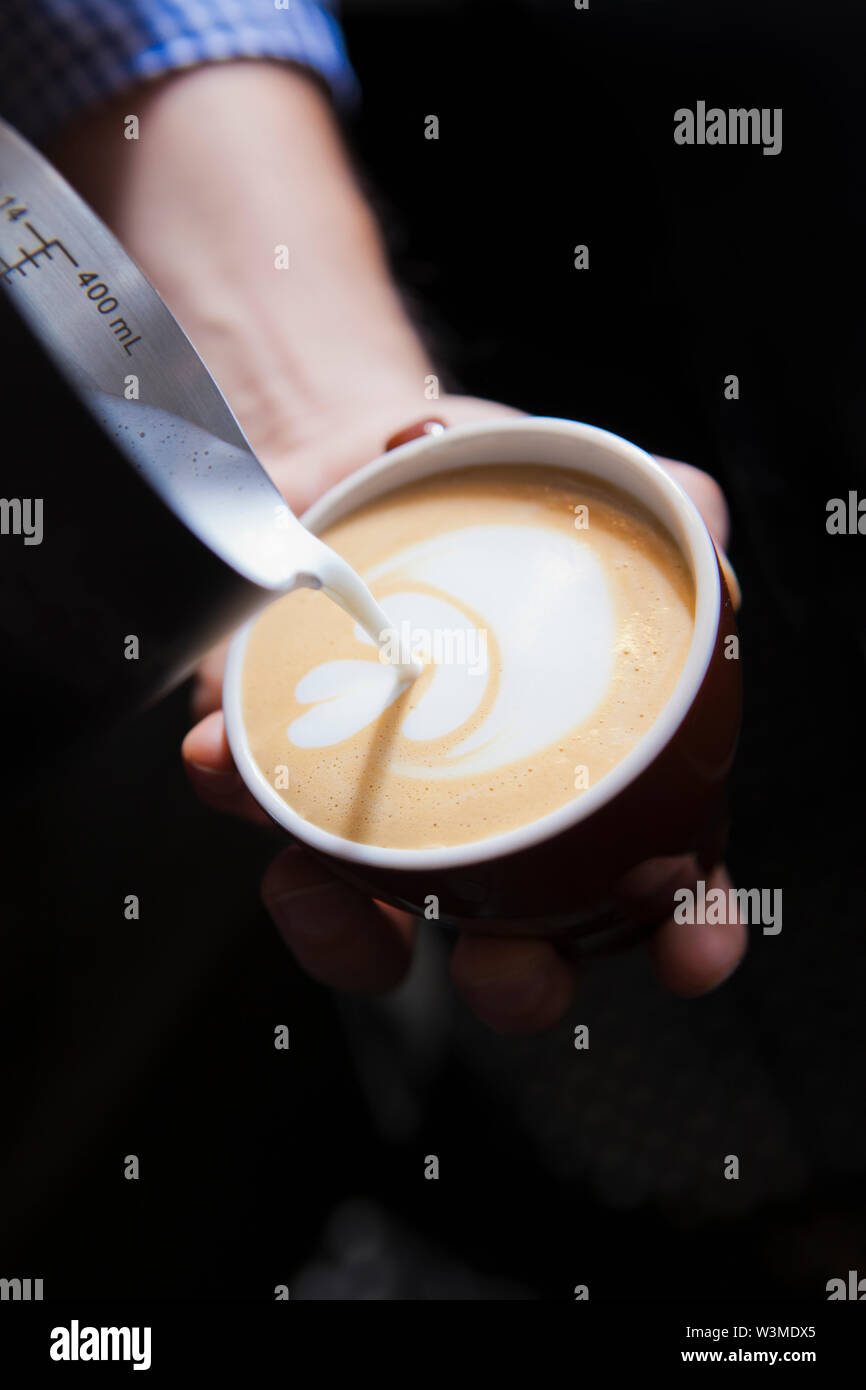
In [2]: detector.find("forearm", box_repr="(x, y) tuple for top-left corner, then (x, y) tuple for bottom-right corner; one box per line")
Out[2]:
(48, 62), (433, 467)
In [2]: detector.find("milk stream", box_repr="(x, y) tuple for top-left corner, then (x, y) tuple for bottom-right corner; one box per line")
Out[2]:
(300, 544), (424, 685)
(92, 391), (421, 685)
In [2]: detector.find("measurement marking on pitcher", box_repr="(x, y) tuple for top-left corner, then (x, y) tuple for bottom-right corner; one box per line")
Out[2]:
(75, 270), (141, 354)
(0, 219), (78, 278)
(0, 196), (143, 356)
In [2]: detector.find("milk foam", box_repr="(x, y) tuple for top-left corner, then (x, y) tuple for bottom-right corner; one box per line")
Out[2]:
(240, 465), (695, 850)
(288, 525), (614, 778)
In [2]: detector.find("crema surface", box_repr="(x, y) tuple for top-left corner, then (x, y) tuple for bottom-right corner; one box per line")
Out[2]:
(241, 466), (695, 848)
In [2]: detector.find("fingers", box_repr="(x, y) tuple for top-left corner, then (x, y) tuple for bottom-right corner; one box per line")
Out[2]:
(259, 843), (742, 1020)
(261, 846), (416, 994)
(447, 855), (745, 1030)
(190, 716), (742, 1013)
(648, 864), (747, 996)
(449, 934), (578, 1036)
(654, 456), (730, 548)
(654, 457), (740, 608)
(190, 636), (231, 723)
(615, 853), (747, 995)
(261, 844), (577, 1030)
(181, 709), (270, 824)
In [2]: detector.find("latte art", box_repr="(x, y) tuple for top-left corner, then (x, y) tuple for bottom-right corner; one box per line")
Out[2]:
(288, 524), (616, 780)
(241, 466), (695, 849)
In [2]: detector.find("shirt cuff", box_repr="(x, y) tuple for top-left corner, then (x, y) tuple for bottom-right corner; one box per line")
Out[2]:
(0, 0), (360, 147)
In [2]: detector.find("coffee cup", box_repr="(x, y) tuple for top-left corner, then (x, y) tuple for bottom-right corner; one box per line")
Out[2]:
(223, 417), (740, 951)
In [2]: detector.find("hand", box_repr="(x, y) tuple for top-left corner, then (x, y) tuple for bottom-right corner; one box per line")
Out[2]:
(183, 396), (746, 1036)
(54, 64), (744, 1032)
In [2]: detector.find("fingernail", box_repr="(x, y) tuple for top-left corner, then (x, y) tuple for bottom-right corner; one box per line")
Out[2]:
(187, 760), (234, 779)
(385, 418), (448, 451)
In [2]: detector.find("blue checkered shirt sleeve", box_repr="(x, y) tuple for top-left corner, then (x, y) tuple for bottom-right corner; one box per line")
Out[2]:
(0, 0), (359, 146)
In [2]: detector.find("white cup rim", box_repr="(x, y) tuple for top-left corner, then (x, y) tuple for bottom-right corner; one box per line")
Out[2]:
(223, 416), (721, 869)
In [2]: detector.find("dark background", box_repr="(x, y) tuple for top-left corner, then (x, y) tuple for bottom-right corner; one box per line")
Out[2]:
(1, 0), (865, 1300)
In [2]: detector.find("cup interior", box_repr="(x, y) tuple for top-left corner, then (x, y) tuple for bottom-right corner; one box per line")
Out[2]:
(223, 417), (721, 869)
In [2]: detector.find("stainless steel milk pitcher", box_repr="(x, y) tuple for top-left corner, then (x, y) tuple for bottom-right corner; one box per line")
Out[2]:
(0, 118), (308, 795)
